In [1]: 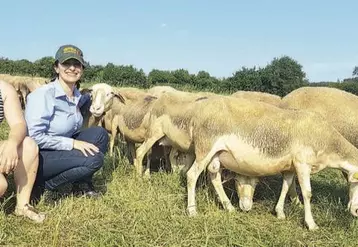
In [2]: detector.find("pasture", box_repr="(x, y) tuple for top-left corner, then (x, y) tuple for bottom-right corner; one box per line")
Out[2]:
(0, 79), (357, 247)
(0, 122), (357, 246)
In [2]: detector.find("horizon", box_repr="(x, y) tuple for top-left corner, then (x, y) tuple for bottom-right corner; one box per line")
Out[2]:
(1, 1), (357, 82)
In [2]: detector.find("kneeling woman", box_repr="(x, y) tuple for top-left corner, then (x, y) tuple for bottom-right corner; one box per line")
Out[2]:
(25, 45), (109, 197)
(0, 79), (45, 222)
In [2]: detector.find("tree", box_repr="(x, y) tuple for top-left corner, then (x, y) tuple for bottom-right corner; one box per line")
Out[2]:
(102, 63), (148, 87)
(224, 66), (263, 93)
(33, 56), (55, 78)
(353, 66), (358, 77)
(83, 65), (104, 83)
(260, 56), (308, 96)
(171, 69), (194, 85)
(148, 69), (175, 85)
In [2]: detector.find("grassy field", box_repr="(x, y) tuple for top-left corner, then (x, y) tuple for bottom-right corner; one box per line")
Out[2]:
(1, 101), (358, 246)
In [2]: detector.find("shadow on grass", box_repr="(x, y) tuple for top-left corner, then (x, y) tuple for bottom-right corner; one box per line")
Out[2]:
(218, 170), (354, 229)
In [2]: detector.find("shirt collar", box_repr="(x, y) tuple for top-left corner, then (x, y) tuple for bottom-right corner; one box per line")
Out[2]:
(54, 78), (82, 105)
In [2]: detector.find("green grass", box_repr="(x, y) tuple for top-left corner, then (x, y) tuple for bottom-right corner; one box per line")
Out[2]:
(1, 118), (358, 246)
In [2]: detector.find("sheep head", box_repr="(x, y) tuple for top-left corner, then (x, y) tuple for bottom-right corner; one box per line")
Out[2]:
(88, 83), (125, 117)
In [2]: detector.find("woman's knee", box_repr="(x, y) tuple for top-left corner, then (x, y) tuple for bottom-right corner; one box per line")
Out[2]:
(94, 126), (109, 142)
(85, 152), (105, 171)
(21, 137), (39, 158)
(91, 127), (109, 153)
(0, 174), (8, 197)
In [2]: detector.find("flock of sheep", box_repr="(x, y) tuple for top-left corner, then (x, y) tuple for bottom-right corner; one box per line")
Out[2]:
(4, 74), (358, 231)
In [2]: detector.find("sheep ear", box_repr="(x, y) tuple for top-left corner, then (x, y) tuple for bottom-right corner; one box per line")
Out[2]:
(111, 91), (125, 104)
(80, 87), (93, 95)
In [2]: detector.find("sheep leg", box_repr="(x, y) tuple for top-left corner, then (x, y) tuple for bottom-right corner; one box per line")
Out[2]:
(109, 116), (118, 157)
(127, 141), (136, 164)
(287, 176), (302, 206)
(169, 148), (180, 172)
(208, 156), (235, 212)
(294, 162), (318, 231)
(144, 148), (152, 178)
(275, 171), (295, 219)
(186, 160), (207, 216)
(178, 152), (195, 175)
(134, 134), (164, 176)
(163, 146), (172, 172)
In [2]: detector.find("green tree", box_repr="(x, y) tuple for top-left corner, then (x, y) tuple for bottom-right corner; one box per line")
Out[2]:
(171, 69), (194, 85)
(222, 67), (263, 93)
(33, 56), (55, 78)
(14, 59), (34, 75)
(195, 70), (221, 91)
(0, 57), (14, 74)
(260, 56), (308, 96)
(353, 66), (358, 77)
(102, 63), (147, 87)
(148, 69), (175, 85)
(83, 65), (105, 83)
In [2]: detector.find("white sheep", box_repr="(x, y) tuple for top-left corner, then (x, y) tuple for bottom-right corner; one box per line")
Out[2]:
(186, 95), (358, 231)
(231, 90), (282, 106)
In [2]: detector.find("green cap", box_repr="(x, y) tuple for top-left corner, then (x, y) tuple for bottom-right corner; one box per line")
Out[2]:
(55, 44), (86, 66)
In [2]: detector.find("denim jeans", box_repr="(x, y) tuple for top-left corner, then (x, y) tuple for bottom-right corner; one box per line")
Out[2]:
(36, 126), (109, 190)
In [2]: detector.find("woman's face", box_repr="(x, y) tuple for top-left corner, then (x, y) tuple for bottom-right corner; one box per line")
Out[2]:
(55, 59), (84, 85)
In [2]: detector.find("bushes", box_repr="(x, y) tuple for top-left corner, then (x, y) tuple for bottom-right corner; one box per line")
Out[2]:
(1, 54), (357, 96)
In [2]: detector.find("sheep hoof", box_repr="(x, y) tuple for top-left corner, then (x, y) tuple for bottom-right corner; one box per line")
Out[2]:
(143, 170), (151, 179)
(187, 207), (197, 217)
(276, 212), (286, 220)
(308, 224), (319, 231)
(224, 203), (235, 213)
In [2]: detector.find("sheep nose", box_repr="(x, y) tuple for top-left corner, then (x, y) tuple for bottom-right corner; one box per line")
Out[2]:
(90, 105), (100, 111)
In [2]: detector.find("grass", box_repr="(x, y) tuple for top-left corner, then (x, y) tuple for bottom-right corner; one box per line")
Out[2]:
(1, 82), (358, 246)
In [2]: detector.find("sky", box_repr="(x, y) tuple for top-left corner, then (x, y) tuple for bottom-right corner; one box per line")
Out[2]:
(1, 0), (358, 82)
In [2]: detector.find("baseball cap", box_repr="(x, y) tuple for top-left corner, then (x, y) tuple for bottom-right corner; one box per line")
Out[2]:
(55, 44), (86, 67)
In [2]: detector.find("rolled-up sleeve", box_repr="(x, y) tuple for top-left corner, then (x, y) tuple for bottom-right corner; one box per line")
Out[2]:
(25, 90), (74, 150)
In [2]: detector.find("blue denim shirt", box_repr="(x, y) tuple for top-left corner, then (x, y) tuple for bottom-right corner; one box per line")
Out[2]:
(25, 79), (90, 150)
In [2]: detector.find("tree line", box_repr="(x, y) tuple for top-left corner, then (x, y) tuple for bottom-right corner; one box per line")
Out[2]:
(1, 55), (357, 96)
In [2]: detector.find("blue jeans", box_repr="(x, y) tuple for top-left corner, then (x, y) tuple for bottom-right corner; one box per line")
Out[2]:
(36, 126), (109, 190)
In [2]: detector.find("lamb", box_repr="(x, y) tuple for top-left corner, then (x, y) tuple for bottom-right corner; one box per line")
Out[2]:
(185, 95), (358, 230)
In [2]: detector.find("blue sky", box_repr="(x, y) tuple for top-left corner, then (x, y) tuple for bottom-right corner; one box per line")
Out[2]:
(1, 0), (357, 82)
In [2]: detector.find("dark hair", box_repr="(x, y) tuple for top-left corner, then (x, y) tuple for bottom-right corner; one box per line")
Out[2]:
(51, 60), (81, 89)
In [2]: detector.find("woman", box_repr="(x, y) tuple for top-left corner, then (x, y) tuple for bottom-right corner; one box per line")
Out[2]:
(25, 44), (109, 198)
(0, 79), (45, 223)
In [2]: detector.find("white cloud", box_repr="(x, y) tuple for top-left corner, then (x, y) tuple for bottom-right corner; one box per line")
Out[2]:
(160, 23), (167, 28)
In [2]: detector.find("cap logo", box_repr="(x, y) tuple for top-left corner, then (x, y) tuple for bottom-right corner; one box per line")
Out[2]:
(63, 47), (81, 55)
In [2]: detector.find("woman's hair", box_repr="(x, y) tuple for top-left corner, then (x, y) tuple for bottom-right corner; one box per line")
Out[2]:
(51, 60), (81, 89)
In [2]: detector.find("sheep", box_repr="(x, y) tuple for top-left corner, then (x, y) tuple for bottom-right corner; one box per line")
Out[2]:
(231, 90), (282, 106)
(83, 84), (148, 158)
(0, 74), (47, 108)
(146, 85), (179, 97)
(280, 86), (358, 148)
(86, 83), (168, 169)
(133, 90), (216, 176)
(265, 86), (358, 208)
(229, 91), (301, 211)
(185, 95), (358, 230)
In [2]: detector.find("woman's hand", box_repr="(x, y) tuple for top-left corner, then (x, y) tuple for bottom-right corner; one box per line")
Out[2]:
(0, 140), (19, 174)
(73, 140), (99, 157)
